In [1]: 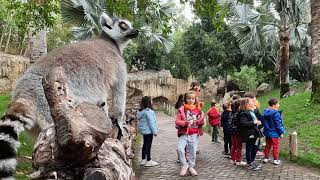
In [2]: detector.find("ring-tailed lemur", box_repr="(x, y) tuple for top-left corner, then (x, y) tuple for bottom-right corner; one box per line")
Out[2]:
(0, 13), (138, 179)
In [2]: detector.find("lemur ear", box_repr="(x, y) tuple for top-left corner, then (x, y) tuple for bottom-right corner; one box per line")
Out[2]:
(100, 13), (113, 29)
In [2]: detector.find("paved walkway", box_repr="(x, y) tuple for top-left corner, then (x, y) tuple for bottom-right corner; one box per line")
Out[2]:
(135, 112), (320, 180)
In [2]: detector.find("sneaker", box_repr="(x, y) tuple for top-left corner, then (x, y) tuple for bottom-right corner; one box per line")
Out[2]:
(235, 161), (247, 166)
(273, 160), (282, 165)
(253, 161), (262, 168)
(140, 159), (146, 165)
(189, 167), (198, 176)
(215, 140), (221, 144)
(248, 163), (260, 171)
(262, 157), (269, 163)
(145, 160), (158, 167)
(256, 151), (264, 156)
(246, 164), (254, 170)
(180, 165), (189, 176)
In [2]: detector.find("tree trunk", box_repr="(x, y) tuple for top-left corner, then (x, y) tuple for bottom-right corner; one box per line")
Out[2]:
(311, 0), (320, 103)
(29, 29), (47, 63)
(0, 25), (6, 50)
(4, 26), (12, 53)
(279, 28), (290, 98)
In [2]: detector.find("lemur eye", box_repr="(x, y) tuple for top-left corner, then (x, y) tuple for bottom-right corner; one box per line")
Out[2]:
(119, 22), (128, 30)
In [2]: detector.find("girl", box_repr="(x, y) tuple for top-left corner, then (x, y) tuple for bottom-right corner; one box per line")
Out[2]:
(189, 81), (204, 108)
(176, 91), (204, 176)
(239, 98), (263, 171)
(137, 96), (158, 167)
(207, 100), (221, 143)
(230, 100), (246, 165)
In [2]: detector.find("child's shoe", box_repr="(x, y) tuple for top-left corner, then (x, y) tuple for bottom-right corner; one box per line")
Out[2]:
(247, 163), (260, 171)
(262, 157), (269, 163)
(224, 153), (230, 158)
(180, 165), (189, 176)
(189, 167), (198, 176)
(235, 161), (247, 166)
(145, 160), (158, 167)
(140, 159), (146, 165)
(273, 159), (282, 165)
(253, 161), (262, 168)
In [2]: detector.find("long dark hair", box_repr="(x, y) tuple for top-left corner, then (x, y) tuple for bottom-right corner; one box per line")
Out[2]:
(175, 94), (185, 109)
(139, 96), (153, 111)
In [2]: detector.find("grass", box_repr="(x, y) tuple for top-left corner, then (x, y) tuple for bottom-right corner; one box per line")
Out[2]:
(0, 94), (34, 179)
(257, 88), (320, 168)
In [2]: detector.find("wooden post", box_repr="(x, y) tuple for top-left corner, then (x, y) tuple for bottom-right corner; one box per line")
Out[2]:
(289, 131), (298, 160)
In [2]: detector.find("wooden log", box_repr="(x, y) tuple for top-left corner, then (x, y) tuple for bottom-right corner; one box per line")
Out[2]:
(289, 131), (298, 160)
(42, 67), (113, 164)
(31, 66), (137, 179)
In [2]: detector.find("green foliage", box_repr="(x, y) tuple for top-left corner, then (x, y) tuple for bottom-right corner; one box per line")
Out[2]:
(232, 66), (259, 91)
(47, 15), (73, 52)
(61, 0), (177, 52)
(258, 89), (320, 168)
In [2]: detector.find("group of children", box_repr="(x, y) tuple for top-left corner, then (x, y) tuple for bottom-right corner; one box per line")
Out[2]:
(207, 93), (286, 170)
(136, 80), (286, 177)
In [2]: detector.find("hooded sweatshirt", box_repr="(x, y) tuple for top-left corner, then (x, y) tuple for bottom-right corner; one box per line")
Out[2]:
(137, 108), (158, 135)
(262, 108), (286, 138)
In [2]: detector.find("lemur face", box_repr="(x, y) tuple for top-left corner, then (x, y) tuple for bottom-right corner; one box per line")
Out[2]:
(100, 13), (139, 43)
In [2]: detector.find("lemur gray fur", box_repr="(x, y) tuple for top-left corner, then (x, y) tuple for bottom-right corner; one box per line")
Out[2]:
(0, 13), (138, 179)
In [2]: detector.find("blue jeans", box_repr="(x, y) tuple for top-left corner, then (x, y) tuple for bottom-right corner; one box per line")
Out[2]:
(177, 134), (199, 167)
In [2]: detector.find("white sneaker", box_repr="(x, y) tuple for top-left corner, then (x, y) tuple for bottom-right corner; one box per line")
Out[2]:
(235, 161), (247, 166)
(262, 157), (269, 163)
(140, 159), (146, 165)
(273, 160), (282, 165)
(145, 160), (158, 167)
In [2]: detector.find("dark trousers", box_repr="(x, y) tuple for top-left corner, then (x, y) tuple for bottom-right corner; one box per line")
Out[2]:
(142, 134), (153, 161)
(212, 126), (219, 141)
(245, 138), (259, 164)
(224, 134), (232, 154)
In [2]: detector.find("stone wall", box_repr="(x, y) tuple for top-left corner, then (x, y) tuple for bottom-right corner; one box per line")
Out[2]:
(0, 52), (30, 94)
(126, 70), (192, 109)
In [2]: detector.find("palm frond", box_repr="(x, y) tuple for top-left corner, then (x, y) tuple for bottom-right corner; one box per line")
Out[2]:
(72, 26), (96, 40)
(61, 0), (88, 27)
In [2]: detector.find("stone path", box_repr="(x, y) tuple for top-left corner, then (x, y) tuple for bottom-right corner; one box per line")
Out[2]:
(135, 112), (320, 180)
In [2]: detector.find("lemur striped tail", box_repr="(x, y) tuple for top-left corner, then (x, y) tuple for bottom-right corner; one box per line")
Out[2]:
(0, 102), (35, 179)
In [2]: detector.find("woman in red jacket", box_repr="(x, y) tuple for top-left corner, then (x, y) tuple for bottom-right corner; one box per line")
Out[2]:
(207, 100), (221, 143)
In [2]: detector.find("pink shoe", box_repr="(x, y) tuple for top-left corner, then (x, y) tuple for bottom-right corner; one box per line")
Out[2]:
(180, 165), (189, 176)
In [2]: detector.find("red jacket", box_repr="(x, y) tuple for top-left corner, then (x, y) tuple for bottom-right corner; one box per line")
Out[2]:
(207, 107), (221, 126)
(175, 106), (204, 136)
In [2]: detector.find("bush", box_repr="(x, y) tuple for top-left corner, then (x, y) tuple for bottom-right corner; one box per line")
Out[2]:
(232, 66), (259, 91)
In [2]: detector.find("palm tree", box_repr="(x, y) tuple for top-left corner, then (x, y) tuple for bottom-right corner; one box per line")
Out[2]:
(311, 0), (320, 103)
(226, 0), (310, 97)
(61, 0), (176, 53)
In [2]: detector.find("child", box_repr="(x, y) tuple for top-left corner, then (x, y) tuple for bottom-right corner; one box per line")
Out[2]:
(176, 91), (204, 176)
(189, 81), (204, 108)
(230, 100), (246, 165)
(137, 96), (158, 167)
(239, 98), (263, 171)
(207, 100), (221, 143)
(221, 102), (232, 158)
(262, 98), (286, 165)
(244, 93), (264, 158)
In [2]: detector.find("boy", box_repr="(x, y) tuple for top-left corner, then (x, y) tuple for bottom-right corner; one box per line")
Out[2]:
(262, 98), (286, 165)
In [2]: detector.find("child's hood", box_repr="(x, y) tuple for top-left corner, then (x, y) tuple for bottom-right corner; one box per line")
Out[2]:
(263, 108), (279, 117)
(137, 108), (151, 119)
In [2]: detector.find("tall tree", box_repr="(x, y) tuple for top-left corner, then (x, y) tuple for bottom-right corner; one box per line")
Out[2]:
(227, 0), (310, 97)
(311, 0), (320, 103)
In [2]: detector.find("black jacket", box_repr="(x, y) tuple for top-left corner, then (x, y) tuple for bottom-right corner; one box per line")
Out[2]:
(230, 111), (240, 135)
(239, 110), (263, 142)
(221, 111), (233, 135)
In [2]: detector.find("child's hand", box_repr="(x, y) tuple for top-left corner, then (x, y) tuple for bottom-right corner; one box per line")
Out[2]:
(188, 120), (194, 127)
(280, 134), (284, 138)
